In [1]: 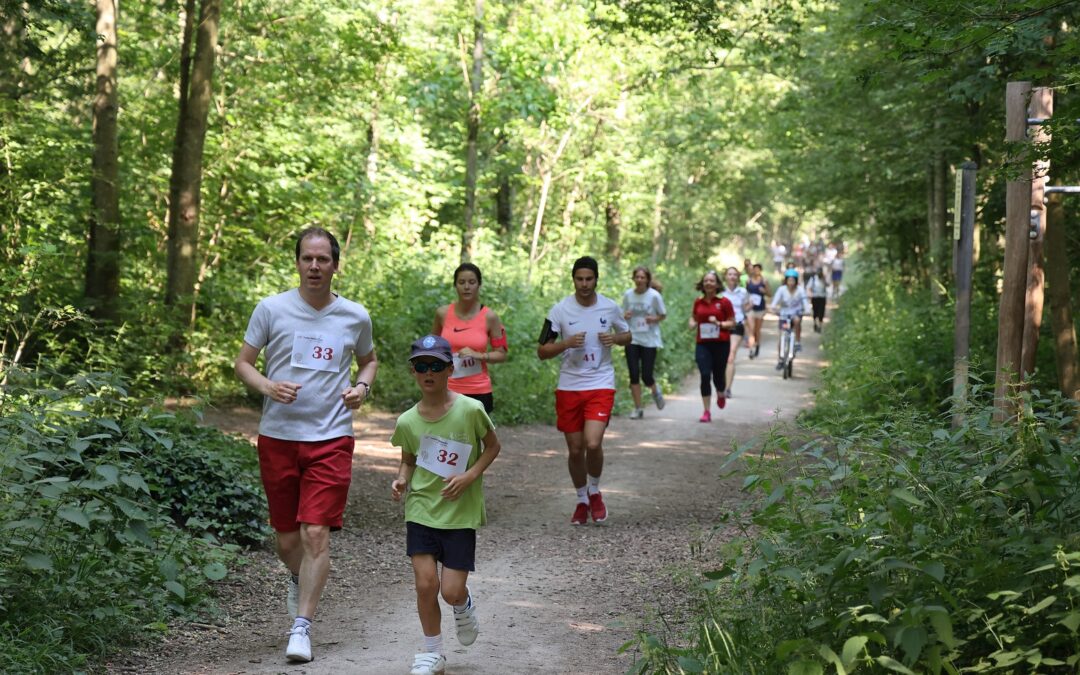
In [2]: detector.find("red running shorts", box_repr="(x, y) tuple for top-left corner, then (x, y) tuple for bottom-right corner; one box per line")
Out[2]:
(256, 435), (354, 532)
(555, 389), (615, 433)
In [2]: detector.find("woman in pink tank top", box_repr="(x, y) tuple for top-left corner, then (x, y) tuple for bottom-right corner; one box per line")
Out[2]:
(432, 263), (508, 413)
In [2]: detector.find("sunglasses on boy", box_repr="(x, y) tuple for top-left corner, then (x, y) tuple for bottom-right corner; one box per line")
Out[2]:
(412, 360), (450, 374)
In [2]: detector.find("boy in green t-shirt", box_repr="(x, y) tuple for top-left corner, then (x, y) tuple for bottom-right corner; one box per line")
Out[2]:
(391, 334), (501, 675)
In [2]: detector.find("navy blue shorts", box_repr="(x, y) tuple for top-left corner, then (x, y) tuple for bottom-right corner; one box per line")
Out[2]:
(406, 521), (476, 571)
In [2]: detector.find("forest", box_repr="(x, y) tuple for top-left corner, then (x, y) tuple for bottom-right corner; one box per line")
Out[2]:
(2, 0), (1079, 672)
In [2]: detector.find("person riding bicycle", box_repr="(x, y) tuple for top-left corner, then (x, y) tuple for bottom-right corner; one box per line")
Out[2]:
(770, 269), (808, 371)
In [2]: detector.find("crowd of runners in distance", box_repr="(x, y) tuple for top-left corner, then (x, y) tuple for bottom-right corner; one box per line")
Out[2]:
(232, 230), (845, 673)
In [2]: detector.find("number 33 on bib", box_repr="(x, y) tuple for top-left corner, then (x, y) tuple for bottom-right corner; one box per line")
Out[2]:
(416, 434), (471, 479)
(292, 333), (345, 372)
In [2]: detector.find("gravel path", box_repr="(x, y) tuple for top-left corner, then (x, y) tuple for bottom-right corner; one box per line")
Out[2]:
(110, 315), (825, 674)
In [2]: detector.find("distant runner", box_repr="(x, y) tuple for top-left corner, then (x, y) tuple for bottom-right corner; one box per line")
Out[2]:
(745, 263), (769, 359)
(621, 266), (667, 420)
(721, 266), (751, 399)
(689, 270), (735, 423)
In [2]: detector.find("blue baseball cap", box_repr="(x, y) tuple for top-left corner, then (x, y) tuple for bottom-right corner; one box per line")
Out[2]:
(784, 269), (800, 279)
(409, 335), (453, 362)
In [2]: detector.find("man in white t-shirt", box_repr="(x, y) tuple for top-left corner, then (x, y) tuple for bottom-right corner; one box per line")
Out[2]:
(537, 256), (630, 526)
(235, 227), (378, 664)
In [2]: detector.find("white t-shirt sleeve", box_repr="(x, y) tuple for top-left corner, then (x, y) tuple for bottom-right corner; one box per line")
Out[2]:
(243, 301), (271, 349)
(354, 311), (374, 357)
(654, 292), (667, 317)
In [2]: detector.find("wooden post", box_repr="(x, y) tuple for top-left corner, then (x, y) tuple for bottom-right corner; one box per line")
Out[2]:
(1020, 88), (1052, 380)
(1045, 190), (1080, 401)
(994, 81), (1033, 421)
(952, 162), (977, 429)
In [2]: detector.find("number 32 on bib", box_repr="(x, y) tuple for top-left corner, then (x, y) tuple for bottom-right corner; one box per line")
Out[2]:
(416, 434), (470, 479)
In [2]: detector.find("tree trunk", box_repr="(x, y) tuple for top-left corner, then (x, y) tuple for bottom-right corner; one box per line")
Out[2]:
(651, 178), (666, 264)
(1044, 190), (1079, 401)
(344, 107), (380, 260)
(496, 173), (512, 235)
(165, 0), (220, 339)
(605, 199), (621, 259)
(929, 150), (948, 302)
(994, 81), (1032, 421)
(1021, 87), (1052, 380)
(460, 0), (484, 263)
(86, 0), (121, 321)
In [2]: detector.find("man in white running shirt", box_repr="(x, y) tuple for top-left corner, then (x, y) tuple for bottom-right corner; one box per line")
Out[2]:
(235, 227), (378, 664)
(537, 256), (631, 526)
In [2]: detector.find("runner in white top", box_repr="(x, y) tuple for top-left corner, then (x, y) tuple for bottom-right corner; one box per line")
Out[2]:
(537, 256), (630, 526)
(621, 266), (667, 419)
(720, 266), (751, 399)
(235, 227), (377, 664)
(770, 269), (808, 367)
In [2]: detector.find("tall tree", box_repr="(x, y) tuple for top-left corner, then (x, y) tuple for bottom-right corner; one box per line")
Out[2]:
(86, 0), (120, 321)
(1044, 190), (1079, 401)
(460, 0), (484, 262)
(165, 0), (220, 337)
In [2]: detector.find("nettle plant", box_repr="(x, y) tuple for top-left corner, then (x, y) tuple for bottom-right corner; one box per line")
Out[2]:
(714, 393), (1080, 674)
(0, 368), (266, 670)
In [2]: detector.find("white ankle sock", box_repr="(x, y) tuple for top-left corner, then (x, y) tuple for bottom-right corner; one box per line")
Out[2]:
(423, 633), (443, 655)
(587, 474), (601, 495)
(575, 485), (588, 504)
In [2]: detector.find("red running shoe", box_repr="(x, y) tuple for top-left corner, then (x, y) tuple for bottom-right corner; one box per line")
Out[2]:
(699, 410), (712, 423)
(570, 502), (589, 525)
(588, 492), (608, 523)
(717, 392), (727, 410)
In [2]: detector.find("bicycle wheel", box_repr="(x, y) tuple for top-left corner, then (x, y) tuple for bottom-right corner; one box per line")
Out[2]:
(785, 360), (793, 379)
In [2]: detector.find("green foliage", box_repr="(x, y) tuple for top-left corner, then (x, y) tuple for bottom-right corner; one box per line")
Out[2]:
(0, 369), (265, 671)
(630, 272), (1080, 673)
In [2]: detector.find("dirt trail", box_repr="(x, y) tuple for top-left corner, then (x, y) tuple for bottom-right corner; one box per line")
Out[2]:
(114, 315), (826, 675)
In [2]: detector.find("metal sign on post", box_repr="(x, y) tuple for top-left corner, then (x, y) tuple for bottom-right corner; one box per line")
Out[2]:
(953, 169), (963, 241)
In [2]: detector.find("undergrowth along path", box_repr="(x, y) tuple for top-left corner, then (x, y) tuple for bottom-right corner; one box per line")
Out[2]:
(113, 313), (827, 674)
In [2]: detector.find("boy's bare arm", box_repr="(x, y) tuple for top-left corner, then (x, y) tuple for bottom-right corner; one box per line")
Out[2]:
(391, 450), (416, 501)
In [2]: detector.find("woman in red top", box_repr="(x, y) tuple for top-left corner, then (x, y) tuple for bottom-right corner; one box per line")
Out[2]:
(432, 263), (508, 413)
(687, 270), (736, 423)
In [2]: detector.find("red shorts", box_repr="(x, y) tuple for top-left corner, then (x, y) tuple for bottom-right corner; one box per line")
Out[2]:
(257, 435), (354, 532)
(555, 389), (615, 433)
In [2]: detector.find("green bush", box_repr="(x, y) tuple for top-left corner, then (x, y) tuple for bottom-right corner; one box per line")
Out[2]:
(630, 270), (1080, 674)
(0, 368), (266, 672)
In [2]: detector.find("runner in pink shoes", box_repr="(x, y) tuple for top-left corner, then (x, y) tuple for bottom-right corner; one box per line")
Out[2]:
(688, 270), (735, 423)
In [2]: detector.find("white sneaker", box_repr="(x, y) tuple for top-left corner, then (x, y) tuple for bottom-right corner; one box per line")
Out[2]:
(652, 388), (665, 410)
(285, 624), (312, 663)
(287, 576), (299, 619)
(628, 408), (643, 420)
(453, 588), (479, 646)
(410, 652), (446, 675)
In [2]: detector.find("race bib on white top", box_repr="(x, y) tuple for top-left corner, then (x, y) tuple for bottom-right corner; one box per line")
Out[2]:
(450, 352), (483, 379)
(749, 293), (763, 307)
(699, 322), (720, 339)
(631, 315), (649, 332)
(416, 434), (470, 479)
(291, 332), (344, 372)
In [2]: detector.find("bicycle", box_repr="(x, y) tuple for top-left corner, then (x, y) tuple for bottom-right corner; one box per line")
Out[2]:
(777, 315), (798, 380)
